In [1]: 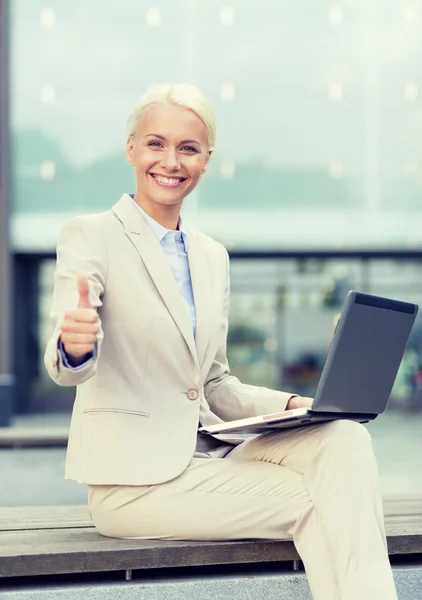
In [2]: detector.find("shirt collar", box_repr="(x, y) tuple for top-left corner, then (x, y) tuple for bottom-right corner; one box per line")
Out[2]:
(130, 195), (188, 248)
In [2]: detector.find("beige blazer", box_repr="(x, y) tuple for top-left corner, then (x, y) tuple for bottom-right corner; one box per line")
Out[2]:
(44, 194), (293, 485)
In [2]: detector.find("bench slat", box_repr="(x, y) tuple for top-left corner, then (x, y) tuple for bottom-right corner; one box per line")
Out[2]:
(0, 506), (91, 531)
(1, 496), (421, 579)
(0, 531), (299, 577)
(0, 516), (421, 578)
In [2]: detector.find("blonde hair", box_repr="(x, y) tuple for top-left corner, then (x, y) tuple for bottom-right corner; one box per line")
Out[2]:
(127, 84), (216, 151)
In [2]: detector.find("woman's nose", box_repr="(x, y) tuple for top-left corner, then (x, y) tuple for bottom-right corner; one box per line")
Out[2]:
(160, 149), (181, 171)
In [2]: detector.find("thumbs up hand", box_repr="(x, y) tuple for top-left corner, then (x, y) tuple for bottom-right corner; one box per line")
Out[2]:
(60, 274), (101, 360)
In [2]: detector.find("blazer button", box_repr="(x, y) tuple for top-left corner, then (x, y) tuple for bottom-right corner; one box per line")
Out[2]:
(187, 389), (199, 401)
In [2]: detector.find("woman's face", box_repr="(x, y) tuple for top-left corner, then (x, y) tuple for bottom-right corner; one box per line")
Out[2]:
(126, 102), (211, 210)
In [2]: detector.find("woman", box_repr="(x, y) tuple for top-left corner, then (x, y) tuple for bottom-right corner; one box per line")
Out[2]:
(44, 84), (397, 600)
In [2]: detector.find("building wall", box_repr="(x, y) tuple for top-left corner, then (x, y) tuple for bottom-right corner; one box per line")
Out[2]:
(8, 0), (422, 252)
(0, 0), (14, 425)
(3, 1), (422, 418)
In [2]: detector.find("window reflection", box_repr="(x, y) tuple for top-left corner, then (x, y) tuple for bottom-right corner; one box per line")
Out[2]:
(227, 258), (422, 411)
(34, 256), (422, 414)
(10, 0), (422, 251)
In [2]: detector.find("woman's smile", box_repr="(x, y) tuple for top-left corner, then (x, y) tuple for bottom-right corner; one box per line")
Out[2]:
(149, 173), (188, 188)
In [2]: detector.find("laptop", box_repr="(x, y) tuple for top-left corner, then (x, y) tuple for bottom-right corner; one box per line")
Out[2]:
(199, 290), (418, 435)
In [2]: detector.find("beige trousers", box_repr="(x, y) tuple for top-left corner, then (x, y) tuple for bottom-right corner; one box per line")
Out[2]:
(88, 420), (398, 600)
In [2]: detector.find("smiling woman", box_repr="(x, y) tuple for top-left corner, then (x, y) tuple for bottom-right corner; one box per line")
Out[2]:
(43, 83), (399, 600)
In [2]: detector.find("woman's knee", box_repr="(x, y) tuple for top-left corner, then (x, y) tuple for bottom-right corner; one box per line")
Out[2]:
(319, 419), (373, 449)
(312, 421), (379, 478)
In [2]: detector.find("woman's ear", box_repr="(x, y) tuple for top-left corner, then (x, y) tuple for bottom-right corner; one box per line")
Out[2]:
(202, 150), (212, 173)
(126, 135), (135, 166)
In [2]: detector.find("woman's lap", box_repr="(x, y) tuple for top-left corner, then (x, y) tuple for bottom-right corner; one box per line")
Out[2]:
(88, 454), (310, 540)
(88, 420), (372, 540)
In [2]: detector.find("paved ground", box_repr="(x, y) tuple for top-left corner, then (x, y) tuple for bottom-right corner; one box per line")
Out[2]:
(0, 410), (421, 506)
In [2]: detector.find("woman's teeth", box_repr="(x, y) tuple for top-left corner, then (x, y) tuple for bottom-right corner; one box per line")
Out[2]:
(152, 174), (184, 186)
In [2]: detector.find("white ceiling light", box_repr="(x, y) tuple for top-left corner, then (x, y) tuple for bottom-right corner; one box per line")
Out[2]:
(220, 83), (235, 102)
(220, 6), (234, 27)
(404, 4), (419, 23)
(404, 158), (419, 175)
(40, 8), (55, 28)
(328, 6), (343, 25)
(329, 83), (343, 102)
(40, 160), (56, 182)
(329, 159), (344, 179)
(146, 8), (161, 27)
(41, 85), (56, 103)
(220, 160), (236, 179)
(404, 81), (418, 101)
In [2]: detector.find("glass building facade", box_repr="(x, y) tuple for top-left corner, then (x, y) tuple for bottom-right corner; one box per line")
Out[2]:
(9, 0), (422, 252)
(1, 0), (422, 500)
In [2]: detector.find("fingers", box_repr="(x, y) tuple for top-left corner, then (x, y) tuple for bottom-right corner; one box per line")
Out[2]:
(62, 309), (101, 333)
(61, 332), (97, 345)
(60, 322), (99, 358)
(61, 342), (97, 358)
(77, 274), (93, 310)
(63, 310), (100, 326)
(287, 396), (314, 410)
(61, 327), (97, 342)
(61, 315), (100, 354)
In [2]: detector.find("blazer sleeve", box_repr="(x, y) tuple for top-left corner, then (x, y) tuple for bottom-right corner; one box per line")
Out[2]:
(43, 216), (107, 387)
(203, 249), (295, 421)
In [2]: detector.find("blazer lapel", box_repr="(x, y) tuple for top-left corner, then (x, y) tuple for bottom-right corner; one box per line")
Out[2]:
(112, 195), (199, 367)
(186, 230), (214, 367)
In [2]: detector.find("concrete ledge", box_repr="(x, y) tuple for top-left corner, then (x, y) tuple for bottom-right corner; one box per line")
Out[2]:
(0, 427), (68, 447)
(0, 566), (421, 600)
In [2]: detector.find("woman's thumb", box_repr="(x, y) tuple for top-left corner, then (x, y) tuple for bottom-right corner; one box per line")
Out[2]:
(77, 274), (93, 309)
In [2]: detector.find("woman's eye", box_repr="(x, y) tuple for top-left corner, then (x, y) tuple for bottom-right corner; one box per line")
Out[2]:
(147, 141), (163, 148)
(181, 145), (198, 153)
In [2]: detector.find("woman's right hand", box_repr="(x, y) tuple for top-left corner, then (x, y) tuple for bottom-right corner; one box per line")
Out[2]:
(60, 274), (101, 359)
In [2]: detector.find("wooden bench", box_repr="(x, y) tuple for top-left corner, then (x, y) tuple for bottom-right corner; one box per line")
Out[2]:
(1, 497), (421, 582)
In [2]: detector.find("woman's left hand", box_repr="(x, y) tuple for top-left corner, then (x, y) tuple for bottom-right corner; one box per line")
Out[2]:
(286, 396), (314, 410)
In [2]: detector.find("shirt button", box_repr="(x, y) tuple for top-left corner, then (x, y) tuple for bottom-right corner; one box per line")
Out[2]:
(187, 389), (199, 401)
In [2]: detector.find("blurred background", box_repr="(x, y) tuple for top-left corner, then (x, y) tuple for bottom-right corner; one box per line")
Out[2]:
(0, 0), (421, 505)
